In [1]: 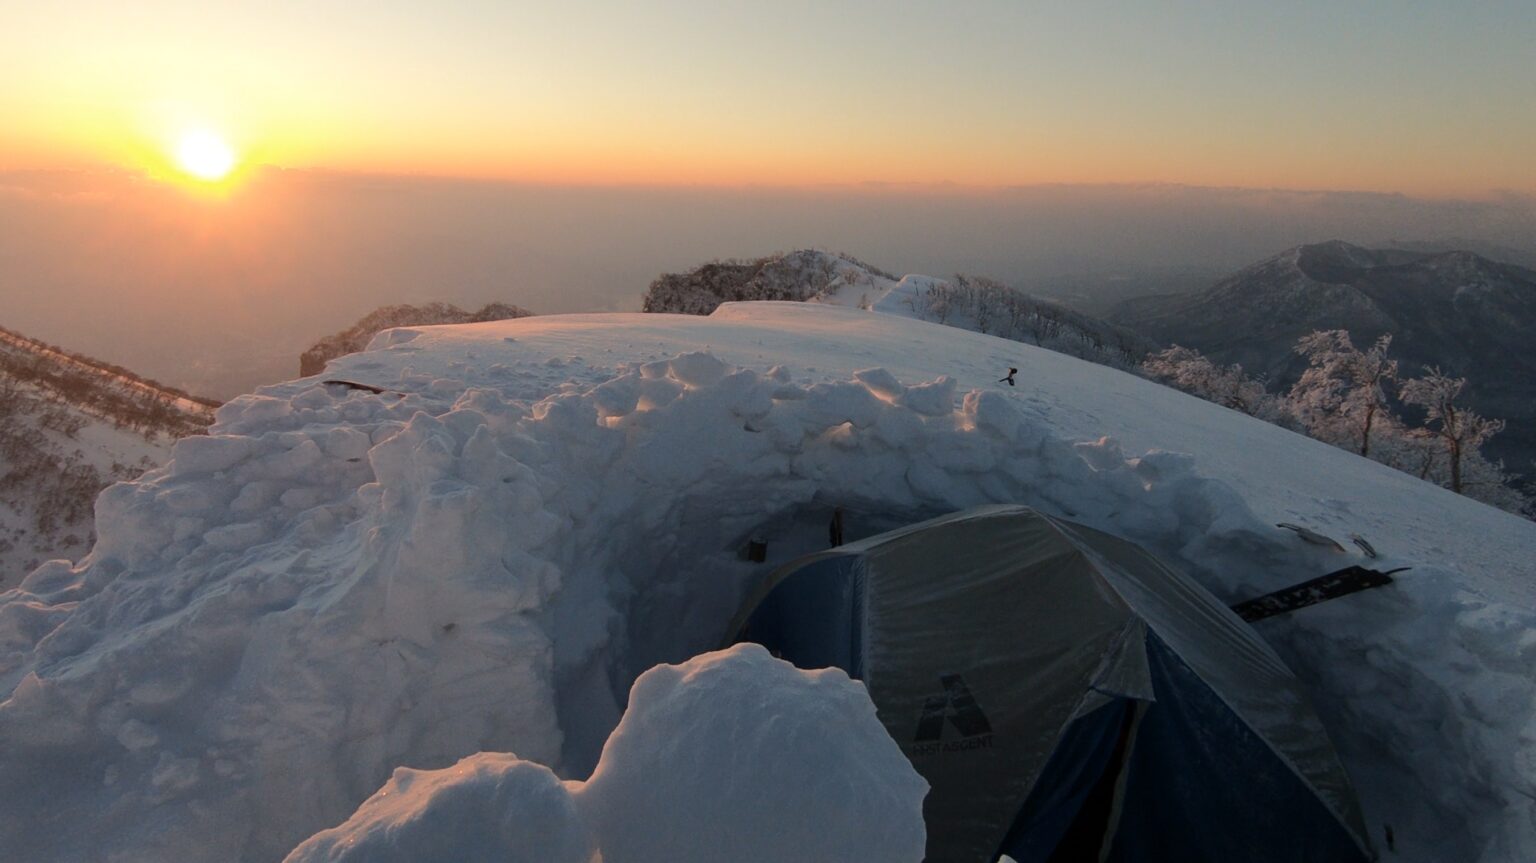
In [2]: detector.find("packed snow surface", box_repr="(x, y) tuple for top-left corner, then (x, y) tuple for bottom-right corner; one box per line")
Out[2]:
(287, 644), (927, 863)
(1, 301), (1533, 862)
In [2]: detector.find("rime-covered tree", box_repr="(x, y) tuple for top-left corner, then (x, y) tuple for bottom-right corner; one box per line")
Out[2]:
(1399, 368), (1508, 497)
(1142, 346), (1287, 421)
(1288, 331), (1399, 458)
(910, 274), (1152, 369)
(1142, 338), (1529, 516)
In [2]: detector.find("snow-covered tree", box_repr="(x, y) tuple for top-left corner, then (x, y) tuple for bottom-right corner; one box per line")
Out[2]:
(1399, 368), (1508, 497)
(1288, 331), (1399, 458)
(1143, 336), (1530, 517)
(1142, 346), (1288, 422)
(911, 274), (1152, 369)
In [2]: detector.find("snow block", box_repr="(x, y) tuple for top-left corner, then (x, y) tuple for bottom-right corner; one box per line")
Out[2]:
(854, 367), (905, 400)
(901, 375), (957, 416)
(667, 351), (729, 388)
(963, 388), (1022, 440)
(169, 435), (255, 476)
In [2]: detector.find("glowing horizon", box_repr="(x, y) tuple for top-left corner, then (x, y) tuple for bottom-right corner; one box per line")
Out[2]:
(4, 2), (1533, 197)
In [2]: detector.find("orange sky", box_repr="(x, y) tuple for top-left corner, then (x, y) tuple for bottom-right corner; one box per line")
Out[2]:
(4, 1), (1534, 196)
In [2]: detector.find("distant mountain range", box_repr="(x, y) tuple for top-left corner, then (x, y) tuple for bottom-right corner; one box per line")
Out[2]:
(299, 302), (535, 378)
(1109, 240), (1536, 477)
(1383, 238), (1536, 270)
(0, 325), (216, 584)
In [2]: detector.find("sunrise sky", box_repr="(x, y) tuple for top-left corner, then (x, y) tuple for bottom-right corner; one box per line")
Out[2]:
(3, 1), (1534, 194)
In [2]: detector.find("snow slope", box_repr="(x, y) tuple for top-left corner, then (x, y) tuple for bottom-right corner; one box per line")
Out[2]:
(0, 377), (171, 583)
(0, 320), (214, 584)
(1, 301), (1533, 862)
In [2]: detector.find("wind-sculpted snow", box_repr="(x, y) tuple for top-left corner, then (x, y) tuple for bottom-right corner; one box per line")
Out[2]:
(0, 345), (1264, 860)
(286, 645), (928, 863)
(0, 303), (1532, 862)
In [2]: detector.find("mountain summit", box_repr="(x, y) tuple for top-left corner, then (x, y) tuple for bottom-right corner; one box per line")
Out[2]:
(644, 250), (1155, 370)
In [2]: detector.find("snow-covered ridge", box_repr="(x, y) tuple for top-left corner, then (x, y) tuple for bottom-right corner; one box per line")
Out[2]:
(299, 301), (535, 378)
(0, 325), (214, 582)
(640, 249), (892, 314)
(1, 303), (1533, 861)
(643, 249), (1154, 370)
(0, 324), (219, 421)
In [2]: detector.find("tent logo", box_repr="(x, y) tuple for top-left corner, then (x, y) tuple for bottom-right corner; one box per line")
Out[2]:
(911, 674), (994, 754)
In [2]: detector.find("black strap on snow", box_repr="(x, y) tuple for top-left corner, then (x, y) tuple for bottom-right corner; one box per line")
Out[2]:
(322, 379), (398, 395)
(1231, 566), (1408, 623)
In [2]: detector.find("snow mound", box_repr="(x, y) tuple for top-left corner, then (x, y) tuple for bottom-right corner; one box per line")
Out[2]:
(286, 645), (926, 863)
(1, 303), (1532, 862)
(580, 643), (927, 863)
(285, 755), (592, 863)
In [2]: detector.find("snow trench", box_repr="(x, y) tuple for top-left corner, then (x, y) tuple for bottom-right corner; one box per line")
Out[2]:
(0, 349), (1531, 862)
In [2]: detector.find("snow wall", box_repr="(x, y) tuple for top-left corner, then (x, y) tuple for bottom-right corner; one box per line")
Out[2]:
(1, 343), (1532, 862)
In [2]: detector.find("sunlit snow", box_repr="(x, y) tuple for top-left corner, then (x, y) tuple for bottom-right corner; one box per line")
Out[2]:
(1, 299), (1532, 862)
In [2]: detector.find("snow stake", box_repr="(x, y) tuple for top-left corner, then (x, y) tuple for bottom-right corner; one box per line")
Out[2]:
(1276, 522), (1346, 552)
(746, 537), (768, 563)
(1349, 533), (1378, 558)
(1230, 566), (1408, 622)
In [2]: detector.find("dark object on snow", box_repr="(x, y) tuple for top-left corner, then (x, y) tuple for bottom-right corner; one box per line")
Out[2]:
(727, 505), (1374, 863)
(1349, 533), (1378, 559)
(745, 537), (767, 563)
(829, 507), (845, 548)
(999, 367), (1018, 386)
(1277, 522), (1346, 552)
(1231, 566), (1406, 623)
(322, 379), (396, 396)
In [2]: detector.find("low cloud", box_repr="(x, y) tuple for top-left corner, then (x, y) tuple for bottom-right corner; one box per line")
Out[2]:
(2, 168), (1533, 398)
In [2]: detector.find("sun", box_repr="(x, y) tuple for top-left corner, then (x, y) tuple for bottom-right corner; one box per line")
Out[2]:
(175, 130), (237, 181)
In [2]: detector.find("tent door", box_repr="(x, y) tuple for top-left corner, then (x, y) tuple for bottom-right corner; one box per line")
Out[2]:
(995, 698), (1144, 863)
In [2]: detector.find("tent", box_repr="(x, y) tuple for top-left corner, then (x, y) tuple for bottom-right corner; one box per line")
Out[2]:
(726, 505), (1374, 863)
